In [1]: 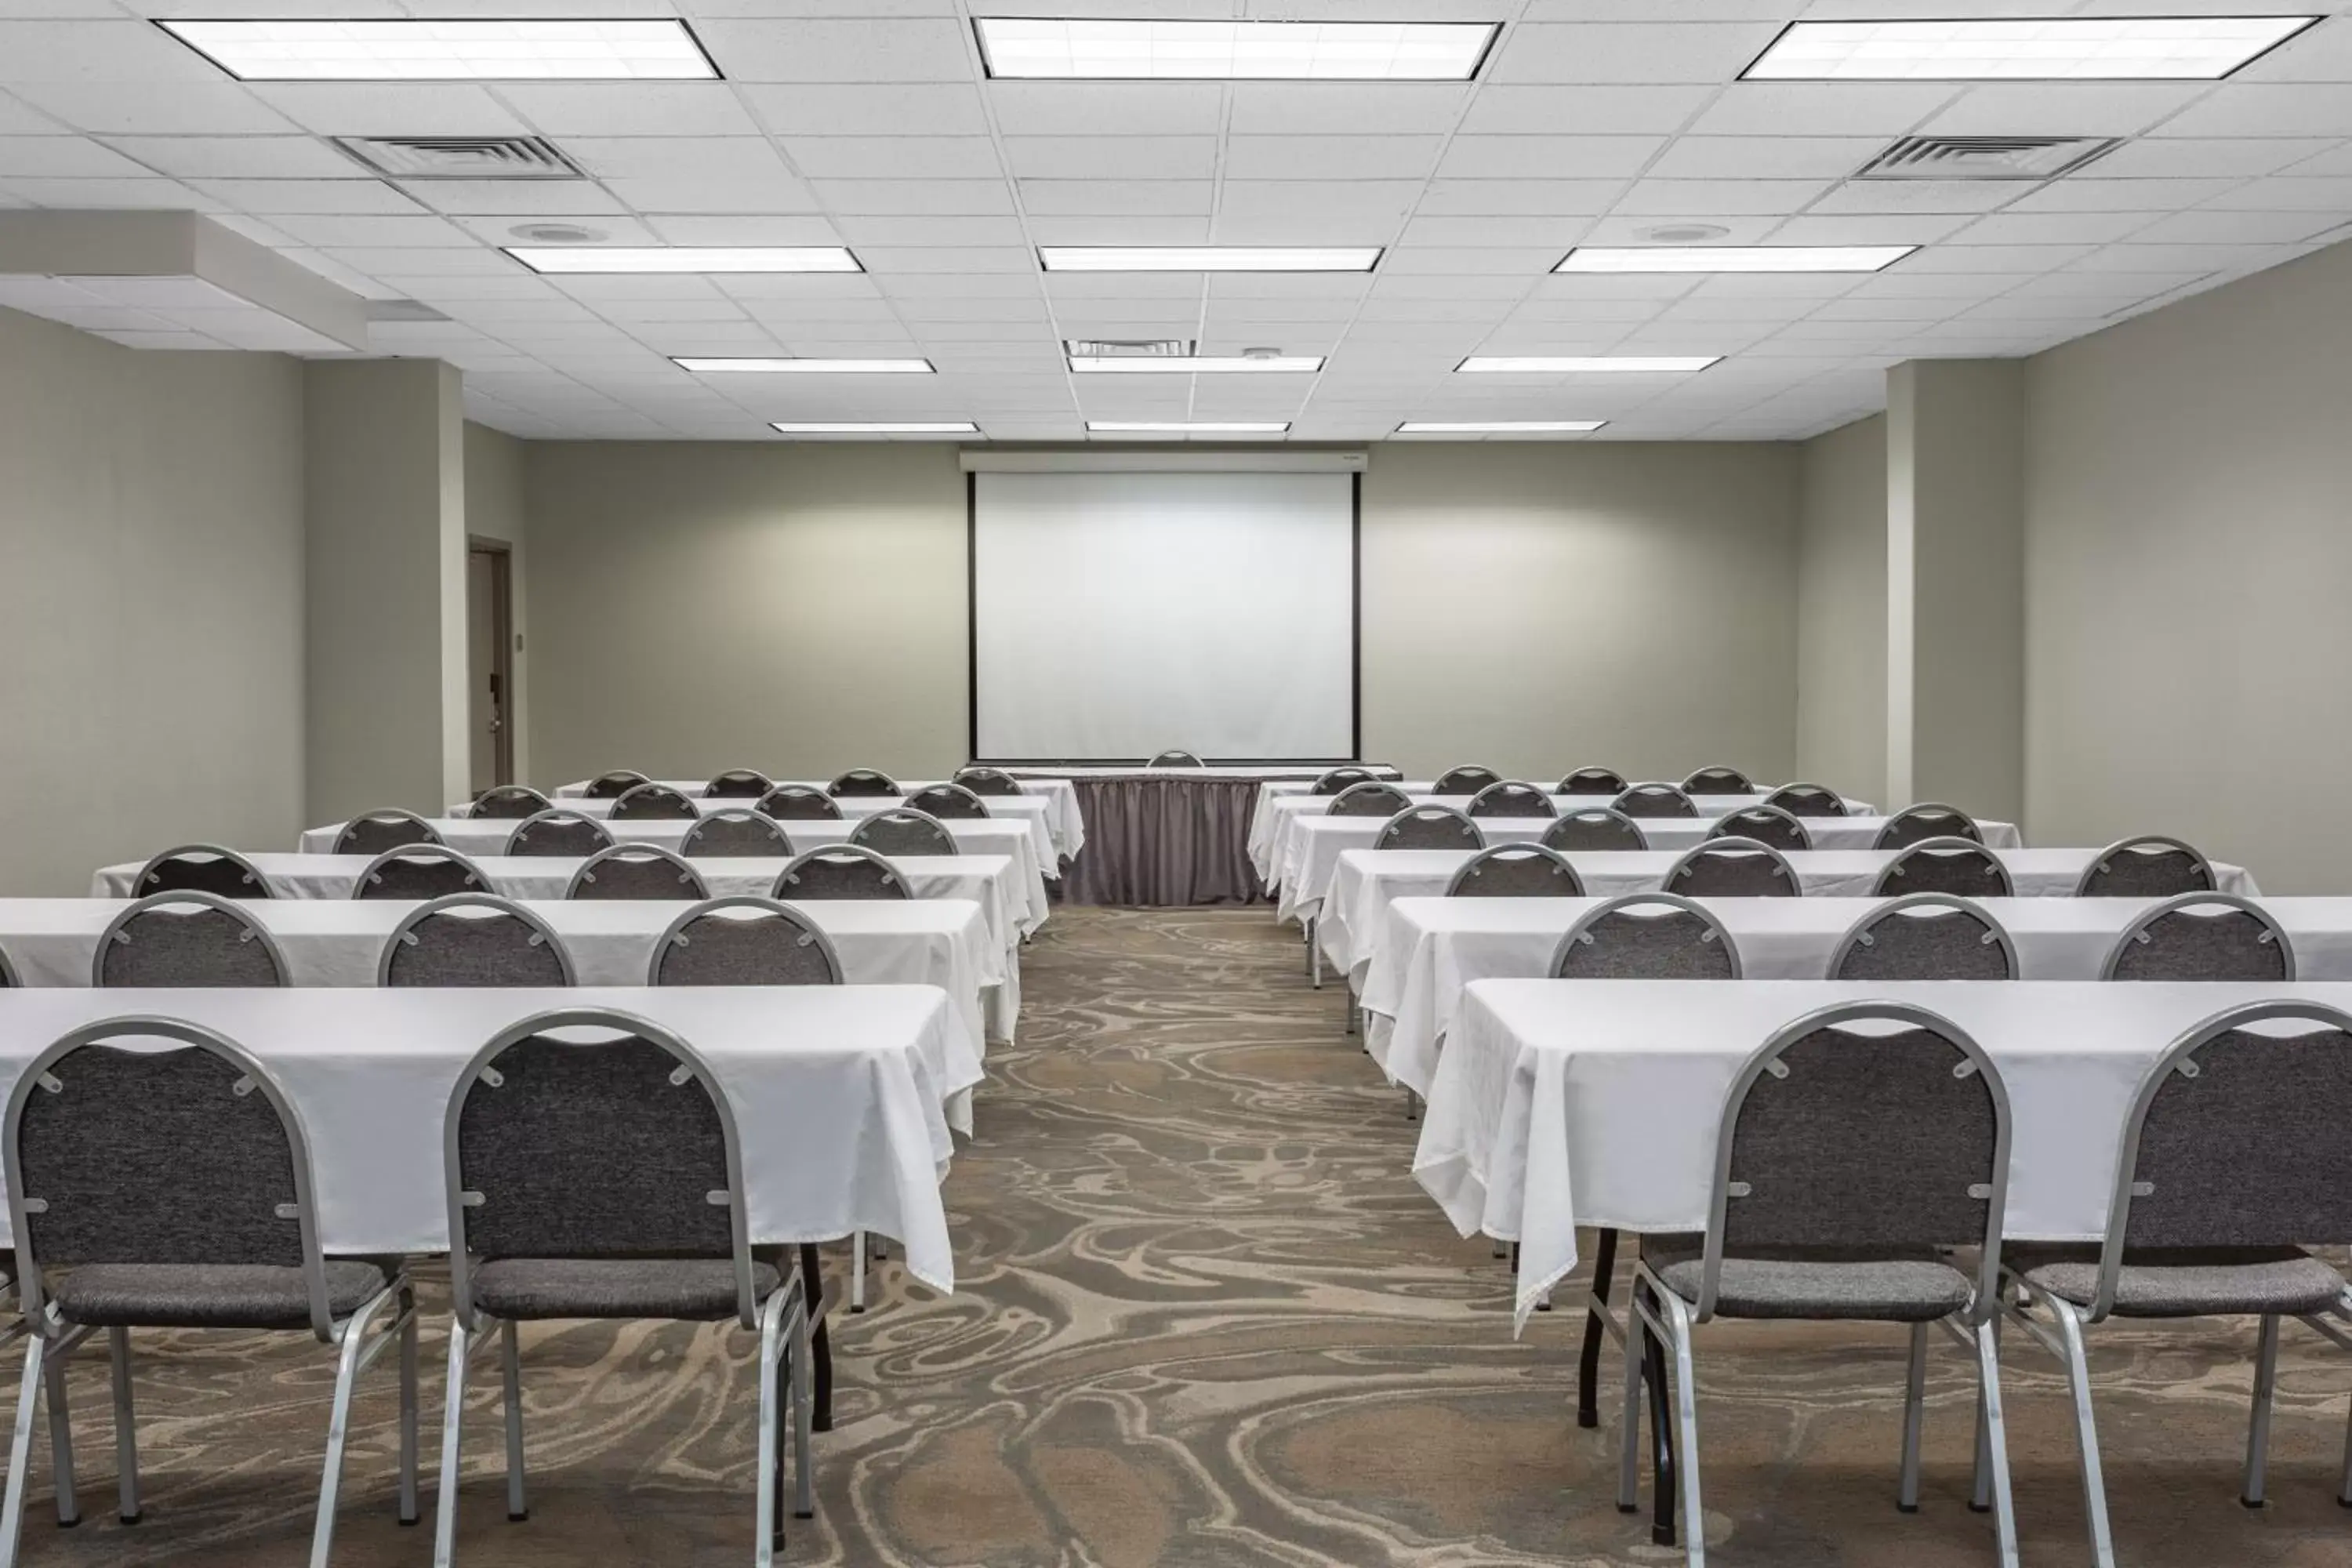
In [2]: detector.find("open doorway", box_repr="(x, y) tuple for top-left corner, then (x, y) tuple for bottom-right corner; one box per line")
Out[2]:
(466, 541), (514, 793)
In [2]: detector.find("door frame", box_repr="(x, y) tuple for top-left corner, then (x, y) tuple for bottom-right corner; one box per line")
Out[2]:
(467, 538), (516, 788)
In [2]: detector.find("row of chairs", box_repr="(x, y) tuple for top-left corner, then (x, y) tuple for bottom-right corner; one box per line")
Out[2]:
(462, 781), (996, 833)
(339, 803), (971, 859)
(560, 766), (1028, 806)
(1329, 785), (1955, 843)
(1309, 764), (1770, 799)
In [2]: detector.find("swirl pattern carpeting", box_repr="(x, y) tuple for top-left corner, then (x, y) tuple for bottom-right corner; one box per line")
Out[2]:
(15, 906), (2352, 1566)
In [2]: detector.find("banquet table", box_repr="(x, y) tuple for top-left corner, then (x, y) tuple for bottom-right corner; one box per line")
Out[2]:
(1365, 894), (2352, 1096)
(0, 985), (968, 1291)
(1251, 779), (1880, 829)
(1416, 978), (2351, 1331)
(503, 790), (1070, 868)
(550, 778), (1086, 866)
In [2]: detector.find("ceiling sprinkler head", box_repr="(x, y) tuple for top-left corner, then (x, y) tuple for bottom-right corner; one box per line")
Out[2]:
(1240, 346), (1283, 361)
(509, 223), (604, 244)
(1639, 223), (1731, 244)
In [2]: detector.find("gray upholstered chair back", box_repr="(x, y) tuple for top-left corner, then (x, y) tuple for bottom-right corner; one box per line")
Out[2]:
(1830, 895), (2017, 982)
(609, 782), (699, 822)
(1762, 782), (1847, 818)
(1147, 750), (1203, 768)
(95, 891), (292, 988)
(2102, 893), (2292, 982)
(470, 784), (553, 820)
(380, 895), (572, 988)
(1552, 894), (1740, 979)
(566, 845), (710, 902)
(773, 845), (909, 901)
(649, 897), (844, 986)
(5, 1019), (336, 1338)
(1682, 765), (1754, 794)
(1613, 783), (1699, 819)
(906, 783), (990, 820)
(505, 809), (613, 858)
(353, 844), (490, 902)
(1432, 764), (1501, 796)
(849, 808), (956, 857)
(2084, 1000), (2352, 1321)
(1466, 781), (1557, 819)
(1445, 844), (1584, 898)
(332, 809), (443, 857)
(702, 768), (771, 799)
(1557, 767), (1627, 797)
(0, 943), (16, 988)
(954, 767), (1024, 797)
(1691, 1002), (2009, 1323)
(1327, 781), (1413, 817)
(1710, 804), (1811, 851)
(1665, 837), (1799, 898)
(1311, 767), (1374, 795)
(829, 768), (901, 796)
(679, 808), (790, 859)
(1872, 804), (1980, 850)
(444, 1009), (758, 1330)
(1376, 806), (1483, 851)
(1873, 837), (2012, 898)
(135, 844), (274, 901)
(1543, 808), (1645, 853)
(2075, 835), (2216, 898)
(583, 770), (649, 800)
(757, 784), (844, 820)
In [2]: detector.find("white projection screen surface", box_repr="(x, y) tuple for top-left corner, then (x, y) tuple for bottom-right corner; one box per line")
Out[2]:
(971, 470), (1357, 761)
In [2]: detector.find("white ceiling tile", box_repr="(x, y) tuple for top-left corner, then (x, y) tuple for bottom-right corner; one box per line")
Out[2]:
(2151, 85), (2352, 140)
(1457, 83), (1716, 135)
(5, 80), (292, 135)
(1918, 83), (2209, 139)
(2069, 241), (2285, 273)
(0, 174), (218, 209)
(1018, 178), (1212, 216)
(1226, 83), (1471, 135)
(782, 136), (1006, 180)
(265, 212), (475, 248)
(1992, 176), (2237, 213)
(100, 136), (362, 180)
(833, 214), (1028, 246)
(1217, 180), (1425, 225)
(2201, 174), (2352, 210)
(2091, 138), (2335, 178)
(1647, 136), (1884, 180)
(1383, 246), (1565, 275)
(811, 177), (1011, 214)
(1024, 216), (1210, 245)
(1954, 211), (2161, 245)
(0, 92), (64, 136)
(1684, 84), (1958, 137)
(985, 82), (1223, 138)
(1000, 136), (1214, 180)
(1490, 24), (1786, 85)
(0, 136), (147, 177)
(1900, 243), (2096, 273)
(1417, 177), (1624, 215)
(694, 19), (975, 82)
(1436, 135), (1666, 180)
(404, 180), (631, 216)
(1766, 213), (1975, 245)
(1224, 136), (1446, 181)
(190, 177), (427, 215)
(856, 245), (1036, 272)
(1574, 212), (1782, 245)
(735, 84), (990, 136)
(1610, 178), (1836, 215)
(498, 84), (757, 137)
(0, 20), (223, 83)
(644, 213), (843, 244)
(1801, 180), (2024, 216)
(326, 245), (524, 276)
(607, 172), (818, 213)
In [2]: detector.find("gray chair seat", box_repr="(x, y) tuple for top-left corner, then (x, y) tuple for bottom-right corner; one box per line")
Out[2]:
(2013, 1244), (2348, 1317)
(51, 1259), (387, 1330)
(1642, 1234), (1975, 1323)
(470, 1257), (782, 1322)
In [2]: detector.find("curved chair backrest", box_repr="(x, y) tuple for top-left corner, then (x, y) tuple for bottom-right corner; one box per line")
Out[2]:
(1148, 750), (1203, 768)
(1873, 837), (2012, 899)
(678, 808), (789, 859)
(772, 845), (909, 902)
(1829, 895), (2017, 982)
(566, 844), (709, 902)
(1690, 1002), (2009, 1324)
(829, 768), (901, 797)
(1327, 781), (1414, 818)
(504, 809), (613, 858)
(135, 844), (274, 901)
(649, 897), (844, 986)
(1872, 803), (1981, 851)
(1613, 783), (1698, 819)
(953, 767), (1024, 797)
(95, 891), (291, 987)
(2075, 835), (2216, 898)
(1444, 844), (1584, 898)
(353, 844), (490, 902)
(5, 1019), (337, 1339)
(1431, 764), (1501, 796)
(757, 784), (843, 821)
(380, 895), (572, 988)
(906, 782), (990, 820)
(1762, 782), (1846, 819)
(445, 1008), (759, 1331)
(2084, 1000), (2352, 1322)
(609, 782), (700, 822)
(332, 808), (443, 857)
(1682, 765), (1754, 794)
(2102, 893), (2292, 982)
(1552, 893), (1740, 979)
(1376, 806), (1484, 852)
(702, 768), (771, 799)
(1542, 808), (1645, 854)
(470, 784), (553, 820)
(1466, 781), (1556, 820)
(1665, 837), (1799, 898)
(583, 770), (650, 800)
(1557, 767), (1628, 797)
(848, 808), (956, 858)
(1709, 804), (1811, 852)
(1311, 767), (1375, 795)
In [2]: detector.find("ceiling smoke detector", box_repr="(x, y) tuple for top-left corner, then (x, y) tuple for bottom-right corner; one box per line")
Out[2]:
(1063, 338), (1195, 358)
(509, 223), (605, 245)
(1240, 345), (1283, 361)
(1856, 136), (2122, 181)
(1640, 223), (1730, 243)
(335, 136), (583, 180)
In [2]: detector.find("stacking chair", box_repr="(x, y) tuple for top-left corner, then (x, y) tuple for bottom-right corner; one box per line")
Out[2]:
(2075, 835), (2216, 898)
(581, 770), (649, 800)
(608, 782), (699, 822)
(2, 1020), (419, 1563)
(1709, 805), (1811, 852)
(433, 1009), (815, 1566)
(1621, 1002), (2020, 1566)
(503, 810), (612, 859)
(703, 769), (772, 799)
(1875, 804), (1982, 851)
(2100, 893), (2292, 982)
(1432, 764), (1501, 796)
(953, 767), (1024, 797)
(757, 785), (843, 821)
(380, 895), (572, 987)
(1831, 895), (2017, 981)
(133, 845), (273, 900)
(1375, 807), (1483, 851)
(848, 809), (956, 858)
(566, 844), (708, 902)
(1147, 750), (1202, 768)
(906, 783), (989, 820)
(1762, 782), (1847, 818)
(94, 891), (290, 987)
(1664, 837), (1798, 898)
(1875, 837), (2013, 899)
(470, 785), (552, 821)
(1466, 781), (1557, 819)
(1558, 767), (1628, 797)
(2002, 1000), (2352, 1567)
(1444, 844), (1584, 898)
(332, 809), (443, 857)
(1545, 808), (1645, 854)
(828, 769), (899, 797)
(1311, 767), (1375, 795)
(1681, 765), (1754, 794)
(772, 846), (909, 902)
(681, 809), (791, 859)
(1327, 781), (1413, 818)
(650, 898), (843, 987)
(354, 845), (489, 902)
(1615, 784), (1699, 819)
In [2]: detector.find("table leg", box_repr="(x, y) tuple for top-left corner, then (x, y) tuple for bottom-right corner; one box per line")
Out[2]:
(1639, 1278), (1678, 1548)
(1577, 1227), (1620, 1429)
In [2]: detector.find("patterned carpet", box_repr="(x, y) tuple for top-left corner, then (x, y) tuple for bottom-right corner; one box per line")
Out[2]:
(11, 906), (2352, 1566)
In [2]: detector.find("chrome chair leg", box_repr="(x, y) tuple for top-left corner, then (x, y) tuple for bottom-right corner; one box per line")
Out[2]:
(398, 1281), (419, 1526)
(2049, 1298), (2117, 1568)
(42, 1338), (75, 1528)
(1617, 1266), (1644, 1515)
(432, 1318), (471, 1568)
(1972, 1321), (2022, 1568)
(1970, 1314), (1997, 1514)
(851, 1232), (867, 1312)
(754, 1289), (786, 1568)
(791, 1296), (815, 1522)
(1898, 1321), (1928, 1514)
(107, 1328), (138, 1525)
(500, 1319), (527, 1523)
(310, 1287), (397, 1568)
(1, 1336), (49, 1568)
(2242, 1312), (2281, 1508)
(1654, 1287), (1708, 1566)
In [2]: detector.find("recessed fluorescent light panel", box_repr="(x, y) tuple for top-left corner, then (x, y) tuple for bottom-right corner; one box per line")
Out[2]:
(676, 358), (935, 374)
(1040, 246), (1381, 273)
(1087, 421), (1290, 434)
(1744, 16), (2318, 82)
(506, 247), (859, 274)
(1457, 356), (1719, 373)
(158, 19), (719, 82)
(976, 19), (1498, 80)
(1557, 246), (1913, 274)
(1396, 421), (1607, 434)
(771, 423), (978, 435)
(1070, 354), (1324, 374)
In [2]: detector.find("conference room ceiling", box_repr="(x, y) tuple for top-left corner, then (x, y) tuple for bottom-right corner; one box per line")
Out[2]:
(4, 2), (2352, 442)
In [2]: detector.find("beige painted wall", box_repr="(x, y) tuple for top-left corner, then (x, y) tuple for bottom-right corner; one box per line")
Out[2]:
(0, 306), (305, 895)
(1794, 414), (1887, 806)
(463, 420), (530, 782)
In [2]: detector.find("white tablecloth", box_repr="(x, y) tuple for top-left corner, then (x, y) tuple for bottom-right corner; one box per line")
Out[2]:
(1251, 779), (1879, 832)
(547, 779), (1086, 863)
(1367, 895), (2352, 1097)
(0, 985), (968, 1290)
(1315, 848), (2258, 982)
(1419, 978), (2345, 1332)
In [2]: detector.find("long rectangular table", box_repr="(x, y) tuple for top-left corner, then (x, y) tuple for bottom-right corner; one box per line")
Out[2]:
(1417, 978), (2350, 1331)
(1251, 779), (1880, 831)
(551, 778), (1086, 865)
(0, 985), (969, 1291)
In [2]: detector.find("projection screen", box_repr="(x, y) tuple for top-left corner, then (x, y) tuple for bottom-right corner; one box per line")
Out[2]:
(971, 470), (1357, 762)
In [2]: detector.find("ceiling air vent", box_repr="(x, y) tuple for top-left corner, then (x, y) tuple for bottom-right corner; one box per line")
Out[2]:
(1855, 135), (2121, 182)
(334, 136), (583, 180)
(1065, 338), (1195, 358)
